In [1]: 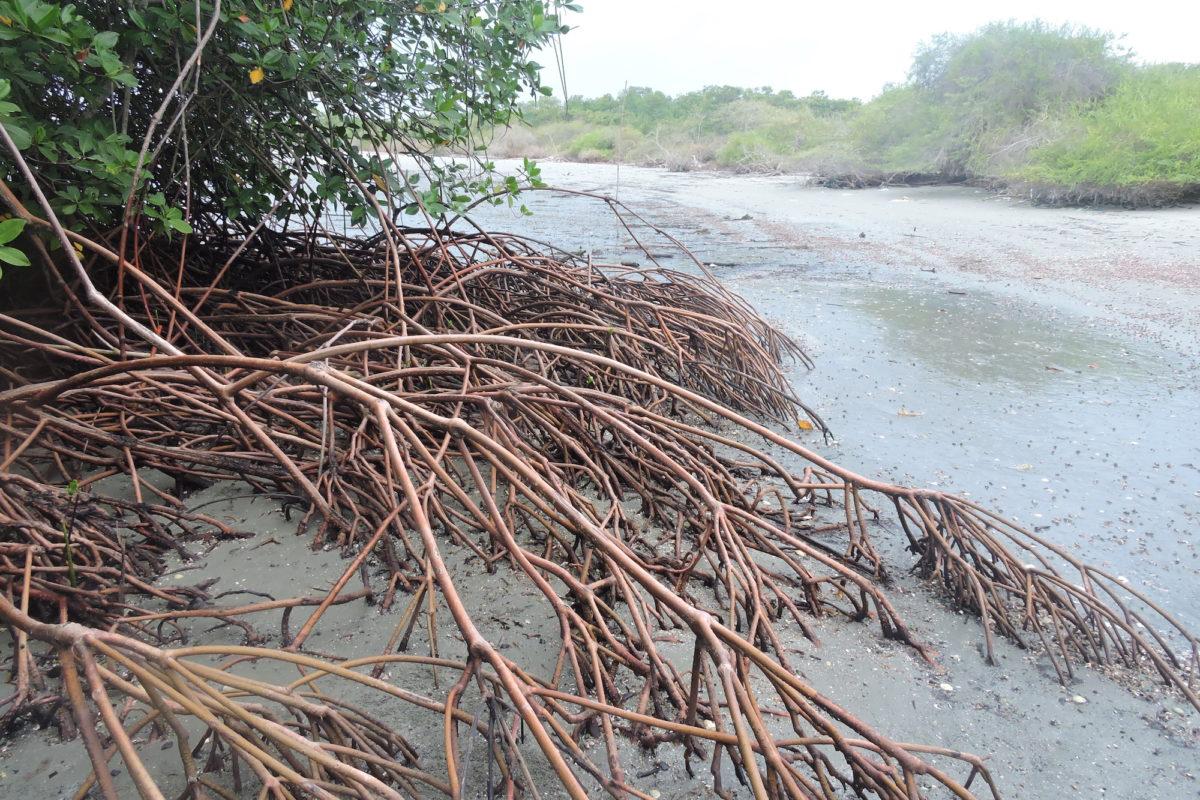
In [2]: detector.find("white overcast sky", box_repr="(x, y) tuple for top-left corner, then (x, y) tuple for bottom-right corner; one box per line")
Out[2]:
(541, 1), (1199, 100)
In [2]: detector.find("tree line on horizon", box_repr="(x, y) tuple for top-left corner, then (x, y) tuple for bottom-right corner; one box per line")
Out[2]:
(493, 21), (1200, 205)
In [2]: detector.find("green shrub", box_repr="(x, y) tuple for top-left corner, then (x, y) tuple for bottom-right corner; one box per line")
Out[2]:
(847, 86), (949, 173)
(716, 131), (790, 167)
(910, 21), (1127, 125)
(564, 126), (641, 160)
(849, 21), (1130, 176)
(1019, 65), (1200, 186)
(0, 0), (566, 239)
(497, 21), (1198, 200)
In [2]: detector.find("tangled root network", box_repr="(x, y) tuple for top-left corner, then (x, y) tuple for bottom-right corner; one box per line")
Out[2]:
(0, 198), (1197, 800)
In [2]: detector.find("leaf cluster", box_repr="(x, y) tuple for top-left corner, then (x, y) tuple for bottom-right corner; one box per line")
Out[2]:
(0, 0), (568, 252)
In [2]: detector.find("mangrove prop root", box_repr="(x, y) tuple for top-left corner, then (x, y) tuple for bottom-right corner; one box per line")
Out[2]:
(0, 193), (1196, 800)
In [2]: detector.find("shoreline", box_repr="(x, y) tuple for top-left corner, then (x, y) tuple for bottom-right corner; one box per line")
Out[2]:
(521, 159), (1200, 356)
(492, 152), (1200, 210)
(465, 167), (1200, 794)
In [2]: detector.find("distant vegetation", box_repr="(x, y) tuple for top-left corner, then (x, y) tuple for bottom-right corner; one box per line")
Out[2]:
(491, 21), (1200, 205)
(491, 85), (858, 175)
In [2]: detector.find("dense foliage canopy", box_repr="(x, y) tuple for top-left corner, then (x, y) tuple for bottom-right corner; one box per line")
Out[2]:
(0, 0), (569, 244)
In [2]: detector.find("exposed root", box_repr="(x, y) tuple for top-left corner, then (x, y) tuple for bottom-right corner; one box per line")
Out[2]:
(0, 185), (1196, 799)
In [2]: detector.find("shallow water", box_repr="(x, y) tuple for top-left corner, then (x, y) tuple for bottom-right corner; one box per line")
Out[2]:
(839, 281), (1150, 387)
